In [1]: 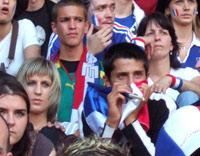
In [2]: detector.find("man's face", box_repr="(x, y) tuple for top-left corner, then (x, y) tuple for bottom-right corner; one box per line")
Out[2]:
(105, 58), (146, 87)
(52, 5), (88, 48)
(90, 0), (115, 29)
(0, 0), (16, 24)
(0, 117), (9, 156)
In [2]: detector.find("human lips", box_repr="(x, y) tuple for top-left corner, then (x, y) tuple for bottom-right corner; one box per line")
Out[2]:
(67, 32), (78, 37)
(32, 98), (42, 105)
(181, 14), (192, 18)
(1, 7), (9, 15)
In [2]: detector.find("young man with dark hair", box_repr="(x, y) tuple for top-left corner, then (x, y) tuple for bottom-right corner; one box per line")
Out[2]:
(83, 42), (175, 155)
(50, 0), (103, 128)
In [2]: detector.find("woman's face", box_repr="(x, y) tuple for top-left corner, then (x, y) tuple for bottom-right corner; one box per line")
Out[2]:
(166, 0), (198, 25)
(0, 0), (16, 23)
(26, 74), (52, 116)
(0, 94), (28, 146)
(144, 21), (173, 60)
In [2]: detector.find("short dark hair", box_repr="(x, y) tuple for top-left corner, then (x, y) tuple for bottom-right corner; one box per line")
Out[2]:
(102, 43), (149, 80)
(137, 12), (181, 69)
(52, 0), (88, 23)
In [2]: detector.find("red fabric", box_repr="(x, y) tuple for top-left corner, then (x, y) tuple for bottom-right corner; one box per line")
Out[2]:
(135, 0), (157, 15)
(134, 80), (150, 132)
(73, 46), (87, 109)
(166, 74), (176, 87)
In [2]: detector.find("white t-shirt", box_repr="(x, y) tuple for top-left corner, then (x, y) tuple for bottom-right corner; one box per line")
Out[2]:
(148, 67), (200, 101)
(0, 19), (39, 76)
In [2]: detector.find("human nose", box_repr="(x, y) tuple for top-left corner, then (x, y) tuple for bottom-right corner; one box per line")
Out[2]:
(2, 0), (9, 4)
(128, 75), (134, 87)
(154, 32), (161, 41)
(183, 1), (189, 10)
(6, 113), (15, 127)
(35, 83), (42, 95)
(105, 7), (114, 18)
(69, 19), (76, 29)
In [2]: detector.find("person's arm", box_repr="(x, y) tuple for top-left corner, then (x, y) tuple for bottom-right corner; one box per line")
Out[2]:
(24, 45), (40, 59)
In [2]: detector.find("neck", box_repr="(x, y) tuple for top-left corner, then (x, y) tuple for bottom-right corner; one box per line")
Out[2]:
(149, 57), (171, 82)
(0, 22), (12, 41)
(27, 0), (45, 11)
(59, 43), (84, 61)
(173, 22), (193, 43)
(115, 0), (132, 18)
(29, 113), (48, 131)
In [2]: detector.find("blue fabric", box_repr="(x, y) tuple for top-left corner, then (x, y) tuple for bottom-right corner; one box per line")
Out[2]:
(84, 82), (110, 118)
(156, 127), (185, 156)
(180, 46), (200, 71)
(176, 91), (199, 108)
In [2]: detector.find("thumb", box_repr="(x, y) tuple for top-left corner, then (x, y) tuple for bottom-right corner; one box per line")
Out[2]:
(87, 24), (94, 37)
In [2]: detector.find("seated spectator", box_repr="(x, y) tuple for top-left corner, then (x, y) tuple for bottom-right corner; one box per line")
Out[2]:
(47, 0), (145, 60)
(0, 0), (40, 76)
(48, 0), (104, 136)
(17, 0), (56, 57)
(82, 43), (174, 155)
(58, 134), (130, 156)
(137, 12), (200, 107)
(0, 114), (13, 156)
(17, 57), (77, 151)
(0, 72), (56, 156)
(156, 105), (200, 156)
(156, 0), (200, 70)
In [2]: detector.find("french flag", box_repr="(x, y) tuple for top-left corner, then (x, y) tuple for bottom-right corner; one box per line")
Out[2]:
(156, 105), (200, 156)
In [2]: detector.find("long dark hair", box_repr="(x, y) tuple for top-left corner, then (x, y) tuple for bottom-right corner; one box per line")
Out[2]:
(137, 12), (181, 69)
(0, 71), (31, 156)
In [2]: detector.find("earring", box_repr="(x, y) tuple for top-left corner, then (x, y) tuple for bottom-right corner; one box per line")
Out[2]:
(170, 51), (173, 55)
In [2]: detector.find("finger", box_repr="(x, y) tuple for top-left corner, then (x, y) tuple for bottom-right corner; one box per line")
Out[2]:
(101, 26), (112, 36)
(87, 24), (94, 36)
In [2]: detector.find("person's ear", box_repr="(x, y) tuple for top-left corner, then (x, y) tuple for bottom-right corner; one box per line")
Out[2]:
(165, 8), (171, 16)
(84, 20), (90, 34)
(103, 75), (111, 87)
(51, 22), (58, 34)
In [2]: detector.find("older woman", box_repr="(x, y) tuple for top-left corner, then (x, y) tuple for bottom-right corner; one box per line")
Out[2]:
(137, 12), (200, 107)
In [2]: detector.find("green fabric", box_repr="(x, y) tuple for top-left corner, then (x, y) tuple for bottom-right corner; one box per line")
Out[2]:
(57, 66), (76, 122)
(57, 60), (104, 122)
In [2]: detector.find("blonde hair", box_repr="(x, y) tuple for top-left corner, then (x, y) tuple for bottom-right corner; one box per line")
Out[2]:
(59, 135), (130, 156)
(17, 57), (61, 122)
(193, 16), (200, 38)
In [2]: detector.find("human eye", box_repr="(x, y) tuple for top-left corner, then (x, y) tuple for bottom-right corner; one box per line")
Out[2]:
(110, 4), (115, 11)
(175, 0), (183, 4)
(161, 30), (169, 35)
(75, 17), (84, 22)
(0, 108), (5, 116)
(134, 71), (143, 78)
(42, 81), (51, 88)
(146, 31), (154, 36)
(27, 80), (35, 86)
(15, 110), (26, 118)
(96, 5), (105, 11)
(117, 73), (127, 80)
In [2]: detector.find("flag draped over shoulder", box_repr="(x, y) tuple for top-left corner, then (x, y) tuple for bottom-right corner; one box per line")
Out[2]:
(83, 81), (149, 136)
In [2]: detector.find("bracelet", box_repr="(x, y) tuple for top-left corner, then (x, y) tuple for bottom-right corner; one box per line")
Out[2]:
(166, 74), (183, 90)
(166, 74), (176, 87)
(173, 77), (183, 90)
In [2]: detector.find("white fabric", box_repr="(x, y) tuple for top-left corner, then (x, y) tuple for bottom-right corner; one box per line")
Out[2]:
(177, 33), (200, 63)
(132, 120), (155, 156)
(148, 67), (200, 101)
(0, 19), (39, 76)
(163, 106), (200, 156)
(119, 83), (143, 130)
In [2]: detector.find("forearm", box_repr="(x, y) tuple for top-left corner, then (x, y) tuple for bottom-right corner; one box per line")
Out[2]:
(180, 80), (200, 97)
